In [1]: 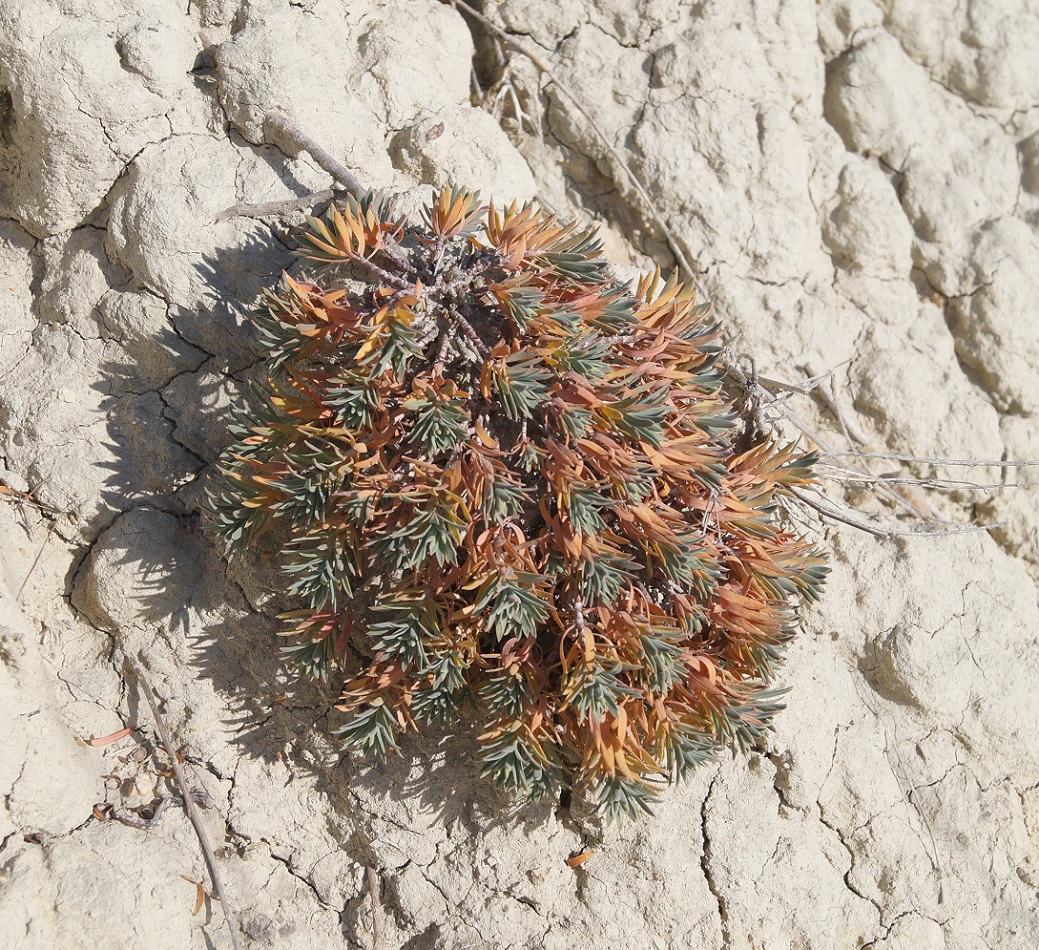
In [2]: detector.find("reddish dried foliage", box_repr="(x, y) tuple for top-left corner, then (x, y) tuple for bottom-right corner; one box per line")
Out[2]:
(206, 188), (827, 819)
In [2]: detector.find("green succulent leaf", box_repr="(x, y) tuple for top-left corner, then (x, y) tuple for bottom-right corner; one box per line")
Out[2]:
(579, 551), (638, 605)
(552, 333), (612, 379)
(474, 572), (551, 641)
(480, 725), (559, 801)
(279, 634), (339, 683)
(326, 372), (382, 428)
(282, 529), (357, 611)
(481, 477), (528, 523)
(488, 350), (551, 421)
(658, 722), (719, 782)
(565, 485), (613, 535)
(480, 670), (533, 719)
(368, 495), (465, 571)
(369, 317), (423, 377)
(404, 393), (471, 456)
(561, 658), (641, 721)
(334, 702), (400, 759)
(367, 603), (435, 671)
(604, 390), (671, 447)
(597, 775), (660, 824)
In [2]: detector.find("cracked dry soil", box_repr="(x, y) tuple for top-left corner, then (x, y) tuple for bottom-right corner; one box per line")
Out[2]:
(2, 0), (1039, 948)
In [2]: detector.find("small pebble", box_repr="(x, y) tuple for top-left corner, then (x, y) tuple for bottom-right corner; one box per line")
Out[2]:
(133, 773), (156, 799)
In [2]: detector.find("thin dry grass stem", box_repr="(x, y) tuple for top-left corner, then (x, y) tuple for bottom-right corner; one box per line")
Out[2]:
(724, 351), (935, 522)
(366, 867), (383, 950)
(822, 450), (1039, 469)
(816, 465), (1034, 494)
(2, 480), (61, 539)
(801, 359), (950, 522)
(17, 520), (54, 601)
(126, 654), (243, 950)
(482, 37), (542, 139)
(479, 36), (551, 195)
(791, 486), (1003, 540)
(449, 0), (695, 278)
(0, 481), (59, 512)
(774, 400), (937, 521)
(726, 351), (1034, 538)
(801, 361), (869, 447)
(2, 480), (65, 600)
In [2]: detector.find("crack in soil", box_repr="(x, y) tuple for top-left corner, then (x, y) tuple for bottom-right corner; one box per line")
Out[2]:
(699, 772), (730, 948)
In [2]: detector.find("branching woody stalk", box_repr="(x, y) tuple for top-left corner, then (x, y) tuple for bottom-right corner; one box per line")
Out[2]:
(214, 112), (366, 224)
(265, 111), (367, 197)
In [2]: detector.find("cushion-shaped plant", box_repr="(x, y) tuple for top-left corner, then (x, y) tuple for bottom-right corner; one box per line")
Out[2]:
(205, 186), (828, 820)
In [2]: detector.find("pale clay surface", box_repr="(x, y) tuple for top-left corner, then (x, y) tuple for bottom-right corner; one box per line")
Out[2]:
(1, 0), (1037, 947)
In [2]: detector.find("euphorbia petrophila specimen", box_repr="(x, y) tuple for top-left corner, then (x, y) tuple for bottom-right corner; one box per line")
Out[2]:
(206, 187), (828, 820)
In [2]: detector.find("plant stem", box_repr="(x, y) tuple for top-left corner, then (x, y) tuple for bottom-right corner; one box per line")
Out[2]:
(450, 310), (491, 358)
(266, 112), (367, 197)
(214, 188), (337, 223)
(126, 654), (243, 950)
(448, 0), (696, 278)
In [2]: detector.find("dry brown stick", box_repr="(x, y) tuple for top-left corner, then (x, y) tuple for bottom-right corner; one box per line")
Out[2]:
(266, 111), (367, 197)
(214, 109), (366, 223)
(366, 866), (383, 949)
(0, 482), (60, 513)
(111, 790), (213, 830)
(126, 654), (243, 950)
(449, 0), (696, 278)
(214, 188), (336, 223)
(265, 111), (414, 270)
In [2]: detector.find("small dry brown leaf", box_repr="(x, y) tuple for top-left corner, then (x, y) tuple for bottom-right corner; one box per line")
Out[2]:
(180, 875), (206, 916)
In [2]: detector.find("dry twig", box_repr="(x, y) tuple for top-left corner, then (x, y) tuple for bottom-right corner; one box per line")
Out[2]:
(449, 0), (696, 277)
(820, 450), (1039, 470)
(790, 487), (1003, 540)
(215, 188), (337, 223)
(17, 520), (55, 602)
(126, 654), (243, 950)
(366, 866), (384, 949)
(721, 351), (1037, 538)
(265, 111), (366, 196)
(111, 789), (213, 830)
(214, 112), (366, 223)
